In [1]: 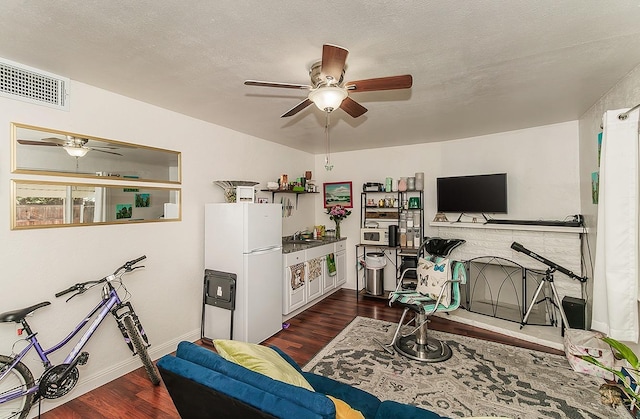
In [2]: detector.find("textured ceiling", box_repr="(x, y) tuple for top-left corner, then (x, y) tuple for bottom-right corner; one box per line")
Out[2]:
(1, 1), (640, 154)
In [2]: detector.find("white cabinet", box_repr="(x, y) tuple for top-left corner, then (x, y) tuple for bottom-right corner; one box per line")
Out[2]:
(283, 250), (306, 314)
(283, 240), (345, 315)
(335, 240), (347, 288)
(305, 244), (327, 304)
(305, 256), (324, 303)
(323, 262), (335, 293)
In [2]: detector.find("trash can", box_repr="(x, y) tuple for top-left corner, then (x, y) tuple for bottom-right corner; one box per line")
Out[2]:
(365, 252), (386, 296)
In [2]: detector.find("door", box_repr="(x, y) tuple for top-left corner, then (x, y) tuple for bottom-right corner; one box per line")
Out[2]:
(336, 251), (347, 287)
(244, 246), (283, 343)
(306, 256), (324, 303)
(244, 204), (282, 252)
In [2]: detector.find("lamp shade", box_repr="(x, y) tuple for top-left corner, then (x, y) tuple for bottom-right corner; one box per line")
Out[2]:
(63, 146), (90, 157)
(308, 86), (347, 112)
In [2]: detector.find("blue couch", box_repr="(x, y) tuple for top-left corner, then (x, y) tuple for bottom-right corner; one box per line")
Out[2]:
(157, 341), (447, 419)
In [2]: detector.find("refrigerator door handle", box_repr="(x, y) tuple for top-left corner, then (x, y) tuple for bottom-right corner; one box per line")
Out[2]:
(248, 246), (282, 255)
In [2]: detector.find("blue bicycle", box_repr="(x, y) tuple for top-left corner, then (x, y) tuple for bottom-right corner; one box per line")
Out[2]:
(0, 256), (160, 419)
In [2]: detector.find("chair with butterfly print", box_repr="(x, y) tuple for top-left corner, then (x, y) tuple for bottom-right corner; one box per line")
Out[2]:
(376, 237), (466, 362)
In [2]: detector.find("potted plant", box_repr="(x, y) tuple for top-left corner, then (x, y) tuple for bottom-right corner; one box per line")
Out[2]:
(326, 205), (351, 239)
(581, 337), (640, 413)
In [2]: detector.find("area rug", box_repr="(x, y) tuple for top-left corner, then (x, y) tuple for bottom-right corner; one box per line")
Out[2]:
(303, 316), (628, 419)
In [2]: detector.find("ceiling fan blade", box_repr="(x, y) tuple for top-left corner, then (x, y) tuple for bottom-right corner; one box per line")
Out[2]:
(321, 44), (349, 82)
(281, 98), (313, 118)
(245, 80), (311, 90)
(90, 148), (123, 156)
(346, 74), (413, 92)
(17, 139), (60, 146)
(340, 97), (368, 118)
(41, 137), (68, 145)
(90, 145), (120, 150)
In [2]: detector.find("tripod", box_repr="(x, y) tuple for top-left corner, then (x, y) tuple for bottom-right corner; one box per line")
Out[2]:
(520, 267), (570, 330)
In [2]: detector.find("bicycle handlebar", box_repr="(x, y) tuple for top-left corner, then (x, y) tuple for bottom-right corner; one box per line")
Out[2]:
(55, 284), (82, 298)
(115, 255), (147, 275)
(55, 256), (147, 298)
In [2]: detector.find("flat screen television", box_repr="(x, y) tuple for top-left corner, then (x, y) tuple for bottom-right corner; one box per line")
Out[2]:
(436, 173), (507, 213)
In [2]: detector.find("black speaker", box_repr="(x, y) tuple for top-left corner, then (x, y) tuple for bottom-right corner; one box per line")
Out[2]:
(388, 225), (398, 247)
(562, 296), (586, 330)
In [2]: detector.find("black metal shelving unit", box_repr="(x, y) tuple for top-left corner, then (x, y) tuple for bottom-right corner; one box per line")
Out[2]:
(358, 188), (424, 296)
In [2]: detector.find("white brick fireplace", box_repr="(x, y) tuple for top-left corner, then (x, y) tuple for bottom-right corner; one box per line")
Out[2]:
(430, 221), (587, 349)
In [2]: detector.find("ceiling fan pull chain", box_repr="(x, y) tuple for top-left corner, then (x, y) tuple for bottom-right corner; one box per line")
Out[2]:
(324, 111), (333, 171)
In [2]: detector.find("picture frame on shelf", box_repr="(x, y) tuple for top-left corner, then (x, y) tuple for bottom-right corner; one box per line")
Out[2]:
(323, 181), (353, 208)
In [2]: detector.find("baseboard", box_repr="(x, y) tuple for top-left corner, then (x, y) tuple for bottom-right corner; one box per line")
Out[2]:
(29, 328), (201, 418)
(436, 310), (565, 351)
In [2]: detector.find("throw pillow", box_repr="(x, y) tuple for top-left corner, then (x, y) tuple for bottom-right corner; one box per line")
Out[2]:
(213, 339), (315, 391)
(327, 395), (365, 419)
(416, 257), (451, 307)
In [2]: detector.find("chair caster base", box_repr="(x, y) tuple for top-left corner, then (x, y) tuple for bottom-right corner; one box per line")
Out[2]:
(393, 335), (452, 362)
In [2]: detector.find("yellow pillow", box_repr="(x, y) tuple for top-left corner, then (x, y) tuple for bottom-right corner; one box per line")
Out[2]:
(327, 395), (365, 419)
(213, 339), (314, 391)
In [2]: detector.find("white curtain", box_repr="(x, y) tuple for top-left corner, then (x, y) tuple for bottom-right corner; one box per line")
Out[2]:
(592, 108), (640, 342)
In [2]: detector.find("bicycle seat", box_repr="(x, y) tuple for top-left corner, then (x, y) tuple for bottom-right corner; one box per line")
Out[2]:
(0, 301), (50, 323)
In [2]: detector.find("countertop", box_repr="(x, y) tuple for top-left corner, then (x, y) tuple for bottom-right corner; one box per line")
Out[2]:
(282, 237), (346, 254)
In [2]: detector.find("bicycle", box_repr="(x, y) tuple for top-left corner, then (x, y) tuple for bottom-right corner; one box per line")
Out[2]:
(0, 255), (160, 419)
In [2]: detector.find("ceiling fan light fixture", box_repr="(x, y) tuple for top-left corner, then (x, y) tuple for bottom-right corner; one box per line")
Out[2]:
(63, 145), (90, 157)
(308, 86), (347, 112)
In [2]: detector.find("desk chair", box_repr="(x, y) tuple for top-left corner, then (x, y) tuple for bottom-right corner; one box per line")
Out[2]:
(379, 237), (466, 362)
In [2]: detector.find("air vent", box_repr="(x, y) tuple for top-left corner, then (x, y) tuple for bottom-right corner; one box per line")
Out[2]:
(0, 57), (69, 111)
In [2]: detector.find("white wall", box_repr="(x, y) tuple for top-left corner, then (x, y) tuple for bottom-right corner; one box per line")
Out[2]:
(578, 63), (640, 335)
(0, 80), (314, 413)
(314, 121), (582, 291)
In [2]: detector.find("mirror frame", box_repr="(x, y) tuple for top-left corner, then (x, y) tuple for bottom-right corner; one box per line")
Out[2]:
(11, 122), (182, 184)
(11, 179), (182, 230)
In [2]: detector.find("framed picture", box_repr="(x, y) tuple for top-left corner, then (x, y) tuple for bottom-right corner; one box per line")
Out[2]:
(591, 171), (599, 204)
(116, 204), (132, 219)
(257, 197), (269, 204)
(135, 193), (150, 208)
(323, 181), (353, 208)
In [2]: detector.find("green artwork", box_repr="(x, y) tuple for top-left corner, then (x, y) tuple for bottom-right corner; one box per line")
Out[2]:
(135, 193), (150, 208)
(597, 132), (603, 168)
(116, 204), (133, 219)
(591, 171), (599, 204)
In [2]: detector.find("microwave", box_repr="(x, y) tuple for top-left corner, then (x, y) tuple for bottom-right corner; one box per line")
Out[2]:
(360, 228), (389, 245)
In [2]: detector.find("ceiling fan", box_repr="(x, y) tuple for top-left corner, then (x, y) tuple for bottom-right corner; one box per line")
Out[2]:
(244, 44), (413, 118)
(17, 136), (123, 158)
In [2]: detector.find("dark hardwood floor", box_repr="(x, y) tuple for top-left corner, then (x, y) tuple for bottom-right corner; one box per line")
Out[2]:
(40, 289), (563, 418)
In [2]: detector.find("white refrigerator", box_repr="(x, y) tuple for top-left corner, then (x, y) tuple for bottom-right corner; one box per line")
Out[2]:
(204, 203), (283, 343)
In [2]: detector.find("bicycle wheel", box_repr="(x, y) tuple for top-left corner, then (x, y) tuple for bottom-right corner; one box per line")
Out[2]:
(122, 316), (161, 386)
(0, 355), (35, 419)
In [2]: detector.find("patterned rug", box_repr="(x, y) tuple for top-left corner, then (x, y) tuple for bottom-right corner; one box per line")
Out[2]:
(303, 316), (629, 419)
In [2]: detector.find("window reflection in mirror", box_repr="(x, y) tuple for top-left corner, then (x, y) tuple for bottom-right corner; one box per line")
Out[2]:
(12, 123), (181, 183)
(12, 180), (181, 229)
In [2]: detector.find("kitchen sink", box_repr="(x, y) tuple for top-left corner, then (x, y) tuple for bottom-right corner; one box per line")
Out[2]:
(282, 237), (335, 253)
(282, 243), (311, 252)
(282, 238), (323, 244)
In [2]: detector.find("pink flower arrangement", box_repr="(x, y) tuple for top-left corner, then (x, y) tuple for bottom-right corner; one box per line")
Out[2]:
(326, 205), (351, 222)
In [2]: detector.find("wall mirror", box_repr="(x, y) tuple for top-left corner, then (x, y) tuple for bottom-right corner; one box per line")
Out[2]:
(11, 123), (181, 183)
(12, 180), (181, 229)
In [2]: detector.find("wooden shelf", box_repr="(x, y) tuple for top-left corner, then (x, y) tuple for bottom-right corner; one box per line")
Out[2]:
(262, 189), (318, 208)
(261, 189), (319, 194)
